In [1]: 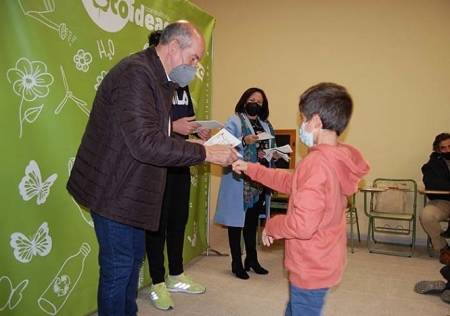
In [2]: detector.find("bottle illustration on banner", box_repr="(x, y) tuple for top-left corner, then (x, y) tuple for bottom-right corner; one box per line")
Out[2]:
(0, 276), (29, 312)
(38, 242), (91, 315)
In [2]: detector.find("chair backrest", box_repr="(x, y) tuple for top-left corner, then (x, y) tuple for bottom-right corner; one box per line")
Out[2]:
(372, 178), (417, 214)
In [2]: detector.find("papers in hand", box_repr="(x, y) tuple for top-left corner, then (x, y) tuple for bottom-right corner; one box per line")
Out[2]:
(263, 144), (293, 162)
(193, 120), (224, 131)
(204, 128), (241, 147)
(257, 132), (275, 140)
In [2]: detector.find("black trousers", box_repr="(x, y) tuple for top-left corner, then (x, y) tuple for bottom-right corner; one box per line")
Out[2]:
(145, 167), (190, 284)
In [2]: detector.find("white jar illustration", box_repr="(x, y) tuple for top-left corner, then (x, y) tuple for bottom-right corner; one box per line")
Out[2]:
(38, 242), (91, 315)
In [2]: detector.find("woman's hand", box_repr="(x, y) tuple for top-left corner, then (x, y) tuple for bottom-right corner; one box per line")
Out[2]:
(243, 134), (259, 146)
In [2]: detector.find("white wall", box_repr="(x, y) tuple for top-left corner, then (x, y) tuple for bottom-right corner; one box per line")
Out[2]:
(190, 0), (450, 244)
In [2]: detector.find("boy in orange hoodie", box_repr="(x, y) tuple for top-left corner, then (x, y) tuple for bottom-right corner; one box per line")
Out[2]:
(232, 82), (370, 316)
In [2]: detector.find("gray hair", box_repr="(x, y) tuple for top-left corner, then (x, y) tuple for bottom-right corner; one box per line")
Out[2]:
(159, 22), (193, 49)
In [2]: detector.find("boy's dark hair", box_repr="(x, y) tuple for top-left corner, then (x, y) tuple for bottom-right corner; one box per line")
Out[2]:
(148, 30), (162, 46)
(433, 133), (450, 152)
(234, 87), (270, 121)
(299, 82), (353, 136)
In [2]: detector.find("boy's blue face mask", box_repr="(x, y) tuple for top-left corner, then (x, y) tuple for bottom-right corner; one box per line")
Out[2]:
(299, 122), (314, 147)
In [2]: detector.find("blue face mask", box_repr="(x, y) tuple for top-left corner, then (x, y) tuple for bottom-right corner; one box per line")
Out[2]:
(299, 122), (314, 147)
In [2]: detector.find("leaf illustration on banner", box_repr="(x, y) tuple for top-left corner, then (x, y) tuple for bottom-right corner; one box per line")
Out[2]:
(10, 222), (52, 263)
(23, 105), (44, 123)
(6, 58), (54, 138)
(19, 160), (58, 205)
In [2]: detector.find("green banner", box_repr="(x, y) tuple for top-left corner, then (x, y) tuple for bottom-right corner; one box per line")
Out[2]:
(0, 1), (214, 315)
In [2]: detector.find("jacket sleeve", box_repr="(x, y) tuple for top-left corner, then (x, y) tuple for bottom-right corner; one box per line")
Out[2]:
(262, 156), (328, 240)
(112, 63), (206, 167)
(422, 162), (450, 191)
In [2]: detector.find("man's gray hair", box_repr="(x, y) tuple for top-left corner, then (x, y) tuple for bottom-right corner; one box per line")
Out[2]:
(160, 22), (193, 49)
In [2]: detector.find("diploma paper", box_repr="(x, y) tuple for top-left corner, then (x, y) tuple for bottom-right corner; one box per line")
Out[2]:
(204, 128), (241, 147)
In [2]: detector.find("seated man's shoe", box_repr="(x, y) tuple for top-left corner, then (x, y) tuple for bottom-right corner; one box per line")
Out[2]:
(440, 246), (450, 265)
(166, 273), (206, 294)
(441, 289), (450, 303)
(414, 280), (446, 294)
(149, 282), (174, 310)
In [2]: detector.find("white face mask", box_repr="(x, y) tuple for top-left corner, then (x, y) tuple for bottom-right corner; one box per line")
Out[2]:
(169, 49), (197, 87)
(299, 122), (315, 147)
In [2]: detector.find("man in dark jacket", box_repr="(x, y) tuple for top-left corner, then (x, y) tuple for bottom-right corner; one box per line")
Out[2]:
(67, 21), (237, 316)
(419, 133), (450, 256)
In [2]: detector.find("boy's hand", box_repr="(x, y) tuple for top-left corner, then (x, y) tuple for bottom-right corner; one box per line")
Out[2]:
(262, 229), (274, 246)
(232, 160), (248, 174)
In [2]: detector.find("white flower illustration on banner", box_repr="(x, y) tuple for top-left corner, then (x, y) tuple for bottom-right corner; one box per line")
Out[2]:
(10, 222), (52, 263)
(19, 160), (58, 205)
(6, 58), (54, 138)
(0, 276), (29, 311)
(94, 70), (108, 90)
(73, 49), (92, 72)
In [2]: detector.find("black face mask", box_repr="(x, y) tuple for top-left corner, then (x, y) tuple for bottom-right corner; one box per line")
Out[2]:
(245, 102), (261, 117)
(441, 152), (450, 160)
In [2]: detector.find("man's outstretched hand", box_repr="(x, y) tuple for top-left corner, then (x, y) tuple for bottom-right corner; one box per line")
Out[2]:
(204, 145), (238, 167)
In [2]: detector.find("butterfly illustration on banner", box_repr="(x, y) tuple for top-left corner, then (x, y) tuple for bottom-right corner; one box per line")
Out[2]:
(10, 222), (52, 263)
(18, 160), (58, 205)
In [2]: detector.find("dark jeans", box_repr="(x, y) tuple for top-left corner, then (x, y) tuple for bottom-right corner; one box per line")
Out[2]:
(285, 283), (329, 316)
(91, 211), (145, 316)
(145, 167), (191, 284)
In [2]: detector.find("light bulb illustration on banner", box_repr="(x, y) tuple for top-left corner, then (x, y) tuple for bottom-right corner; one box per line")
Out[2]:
(38, 243), (91, 315)
(17, 0), (77, 45)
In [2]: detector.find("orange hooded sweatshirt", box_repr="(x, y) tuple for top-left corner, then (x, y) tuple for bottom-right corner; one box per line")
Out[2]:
(244, 142), (370, 289)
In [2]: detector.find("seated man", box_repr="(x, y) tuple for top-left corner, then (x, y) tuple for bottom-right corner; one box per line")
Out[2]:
(419, 133), (450, 257)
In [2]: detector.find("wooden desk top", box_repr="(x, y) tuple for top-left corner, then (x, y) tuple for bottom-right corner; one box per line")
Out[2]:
(359, 187), (389, 192)
(418, 189), (450, 195)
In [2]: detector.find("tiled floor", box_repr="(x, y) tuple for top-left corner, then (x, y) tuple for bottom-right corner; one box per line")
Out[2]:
(96, 223), (450, 315)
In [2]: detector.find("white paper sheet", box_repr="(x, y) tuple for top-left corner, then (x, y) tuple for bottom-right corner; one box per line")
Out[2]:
(257, 132), (275, 140)
(204, 128), (241, 147)
(263, 144), (293, 162)
(193, 120), (225, 130)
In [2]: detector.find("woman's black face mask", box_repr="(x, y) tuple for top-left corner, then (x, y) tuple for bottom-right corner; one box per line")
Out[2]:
(441, 152), (450, 160)
(245, 102), (261, 117)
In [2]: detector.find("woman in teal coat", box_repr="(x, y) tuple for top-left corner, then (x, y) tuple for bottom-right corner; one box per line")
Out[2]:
(214, 87), (277, 280)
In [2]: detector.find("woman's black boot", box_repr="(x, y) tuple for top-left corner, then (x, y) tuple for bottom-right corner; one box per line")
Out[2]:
(228, 227), (249, 280)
